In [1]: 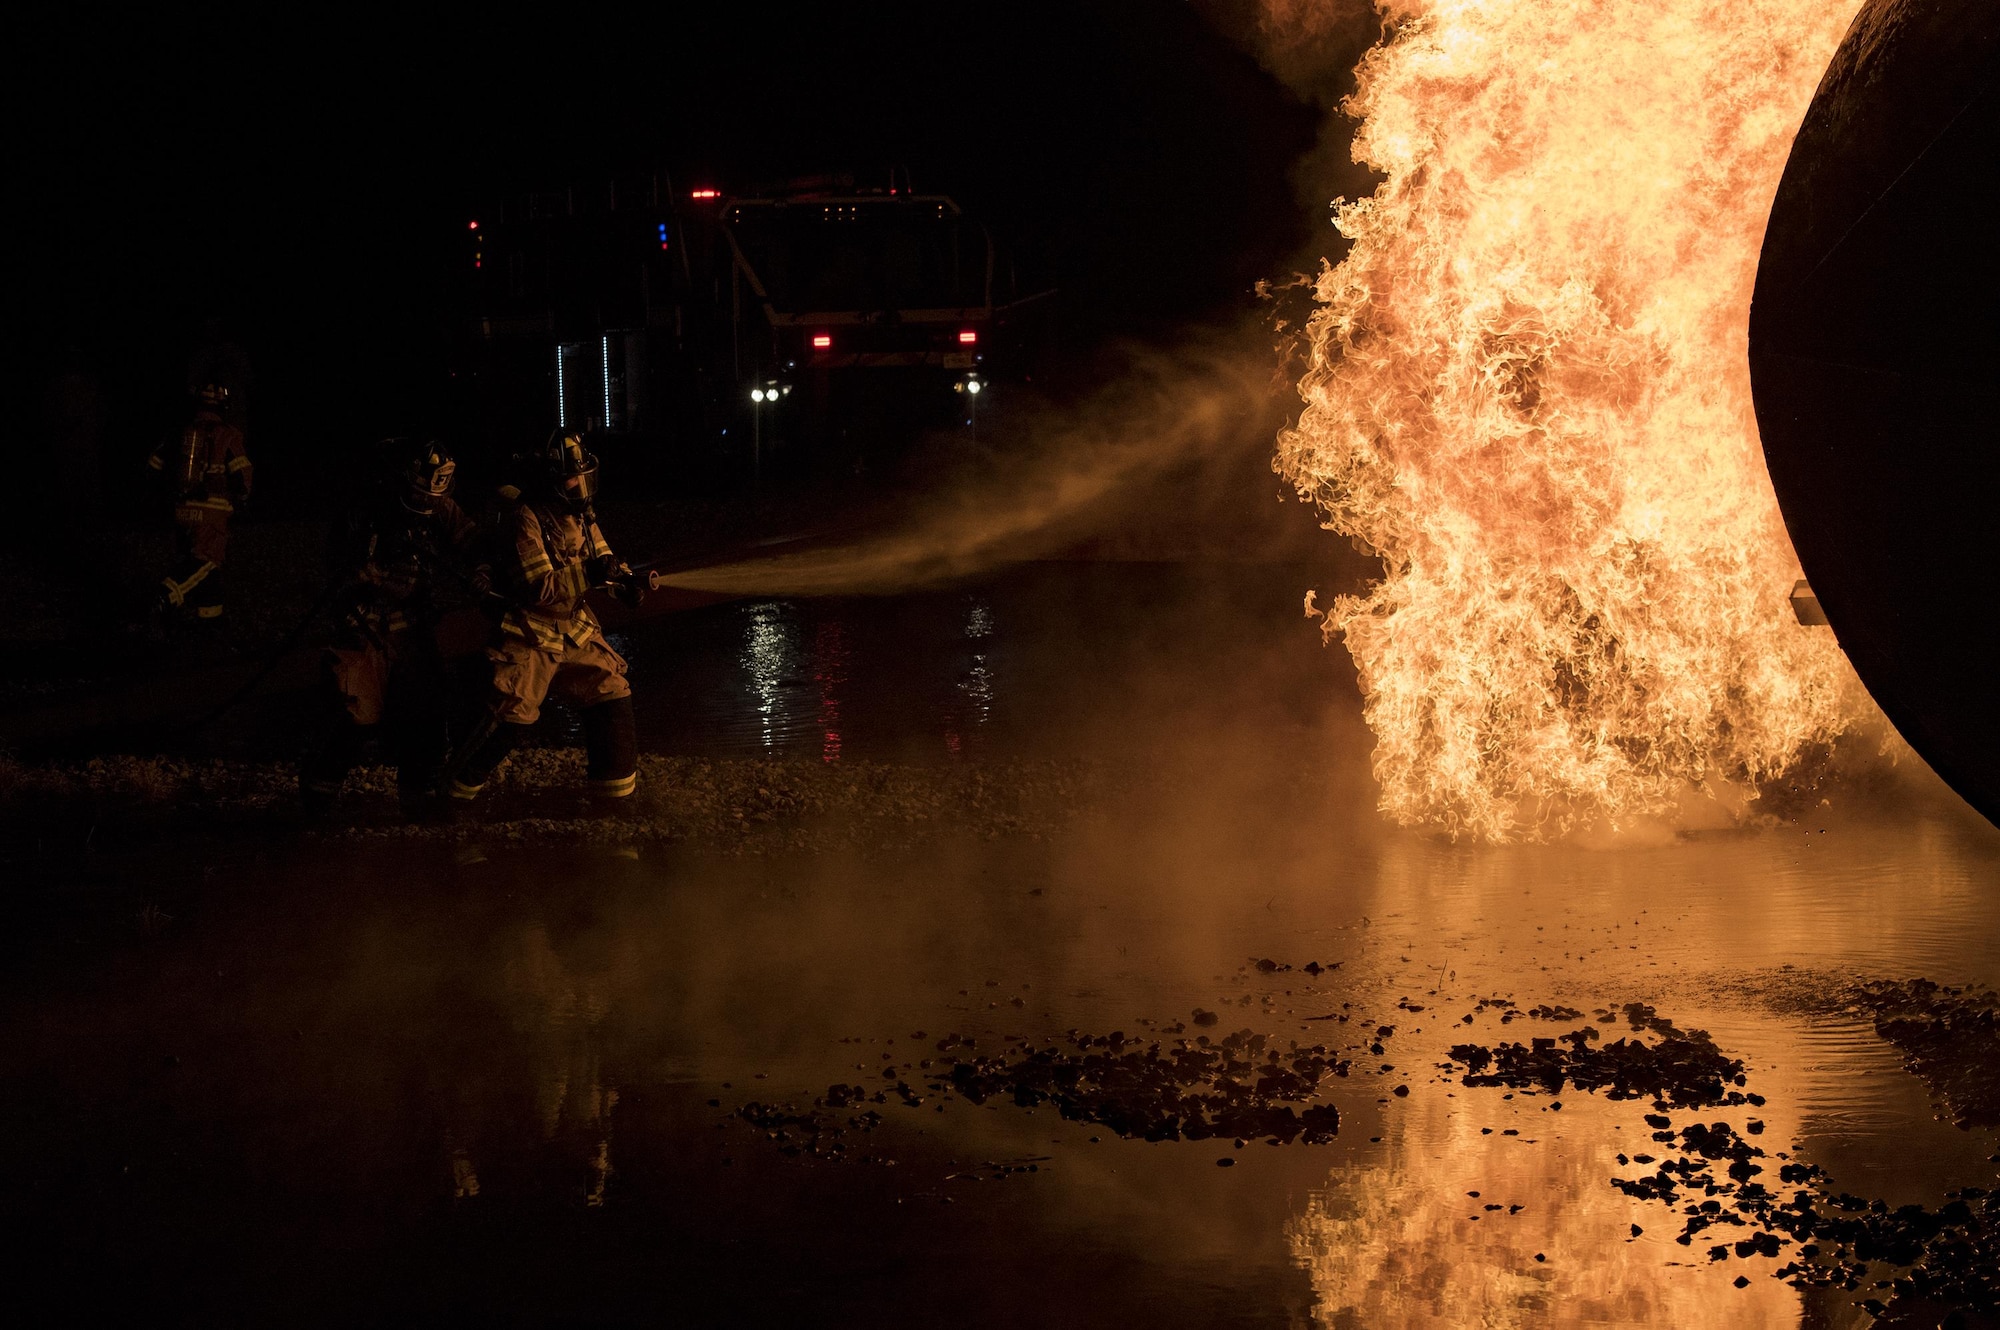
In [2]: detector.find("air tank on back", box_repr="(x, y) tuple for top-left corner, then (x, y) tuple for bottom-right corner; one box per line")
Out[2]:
(1750, 0), (2000, 825)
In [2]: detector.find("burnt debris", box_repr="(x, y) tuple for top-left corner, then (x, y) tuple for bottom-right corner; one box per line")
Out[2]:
(730, 1025), (1350, 1164)
(1847, 979), (2000, 1132)
(940, 1027), (1348, 1144)
(1445, 991), (2000, 1320)
(1445, 1006), (1759, 1108)
(1617, 1115), (2000, 1316)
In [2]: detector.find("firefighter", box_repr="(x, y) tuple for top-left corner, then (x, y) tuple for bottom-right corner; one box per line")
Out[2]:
(146, 382), (251, 633)
(300, 439), (490, 818)
(445, 430), (644, 818)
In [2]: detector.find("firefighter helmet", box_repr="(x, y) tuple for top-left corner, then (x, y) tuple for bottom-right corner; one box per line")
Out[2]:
(193, 382), (230, 412)
(541, 429), (600, 513)
(397, 438), (457, 514)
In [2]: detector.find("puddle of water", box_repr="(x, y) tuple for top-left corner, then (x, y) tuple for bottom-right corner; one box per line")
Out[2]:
(2, 563), (1996, 1325)
(613, 561), (1350, 763)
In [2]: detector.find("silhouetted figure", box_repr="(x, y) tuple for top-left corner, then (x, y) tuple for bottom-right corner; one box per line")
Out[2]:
(145, 383), (251, 635)
(300, 439), (490, 819)
(446, 430), (644, 820)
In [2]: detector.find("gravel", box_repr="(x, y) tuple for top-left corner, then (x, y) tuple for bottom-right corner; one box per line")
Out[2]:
(0, 748), (1103, 855)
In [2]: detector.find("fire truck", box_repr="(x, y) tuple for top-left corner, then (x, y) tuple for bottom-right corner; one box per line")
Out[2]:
(457, 168), (1052, 484)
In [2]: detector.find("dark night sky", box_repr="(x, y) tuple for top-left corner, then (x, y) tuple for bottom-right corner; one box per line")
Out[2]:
(14, 3), (1354, 490)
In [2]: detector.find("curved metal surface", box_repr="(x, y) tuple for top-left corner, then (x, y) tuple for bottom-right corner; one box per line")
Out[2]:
(1751, 0), (2000, 825)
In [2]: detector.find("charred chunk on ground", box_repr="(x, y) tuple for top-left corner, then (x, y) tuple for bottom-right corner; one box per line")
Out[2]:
(731, 1027), (1349, 1164)
(940, 1028), (1347, 1144)
(1848, 979), (2000, 1131)
(736, 1098), (889, 1163)
(1450, 1024), (1753, 1107)
(1618, 1116), (2000, 1318)
(1449, 992), (2000, 1318)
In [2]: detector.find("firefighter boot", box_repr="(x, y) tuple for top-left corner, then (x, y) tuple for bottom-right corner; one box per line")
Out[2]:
(581, 695), (639, 817)
(300, 722), (372, 819)
(398, 787), (444, 825)
(390, 651), (452, 821)
(396, 715), (452, 824)
(445, 721), (529, 824)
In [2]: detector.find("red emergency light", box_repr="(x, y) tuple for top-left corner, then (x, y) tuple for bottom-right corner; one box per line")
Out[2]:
(958, 330), (978, 345)
(811, 333), (833, 350)
(690, 189), (721, 200)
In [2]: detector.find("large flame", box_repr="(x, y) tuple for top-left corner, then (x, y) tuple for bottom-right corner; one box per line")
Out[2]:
(1277, 0), (1869, 840)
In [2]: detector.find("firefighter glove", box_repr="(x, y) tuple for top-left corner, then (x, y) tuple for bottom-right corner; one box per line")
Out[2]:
(612, 571), (646, 608)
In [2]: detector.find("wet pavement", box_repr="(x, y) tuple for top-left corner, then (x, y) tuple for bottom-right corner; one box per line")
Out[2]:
(3, 563), (1998, 1326)
(610, 560), (1349, 763)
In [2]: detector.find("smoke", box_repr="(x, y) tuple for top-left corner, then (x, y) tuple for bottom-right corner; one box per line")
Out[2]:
(1193, 0), (1389, 112)
(655, 328), (1298, 597)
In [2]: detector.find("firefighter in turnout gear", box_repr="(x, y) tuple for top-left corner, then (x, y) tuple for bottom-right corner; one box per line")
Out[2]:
(300, 439), (490, 818)
(146, 382), (251, 630)
(447, 431), (643, 817)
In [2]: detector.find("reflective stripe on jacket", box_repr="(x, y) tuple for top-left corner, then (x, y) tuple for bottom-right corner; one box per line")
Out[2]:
(497, 500), (614, 650)
(148, 412), (251, 506)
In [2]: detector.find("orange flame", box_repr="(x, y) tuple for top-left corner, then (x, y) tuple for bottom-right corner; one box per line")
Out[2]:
(1277, 0), (1869, 840)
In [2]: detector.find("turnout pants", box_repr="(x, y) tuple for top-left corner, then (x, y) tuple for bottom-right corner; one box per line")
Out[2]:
(300, 631), (450, 805)
(488, 633), (631, 725)
(159, 509), (230, 621)
(450, 634), (637, 805)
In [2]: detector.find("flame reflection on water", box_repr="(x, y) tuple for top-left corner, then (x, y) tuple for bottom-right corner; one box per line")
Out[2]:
(1288, 1089), (1802, 1327)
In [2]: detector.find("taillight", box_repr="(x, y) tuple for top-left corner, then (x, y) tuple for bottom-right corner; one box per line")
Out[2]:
(958, 330), (978, 345)
(811, 333), (832, 350)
